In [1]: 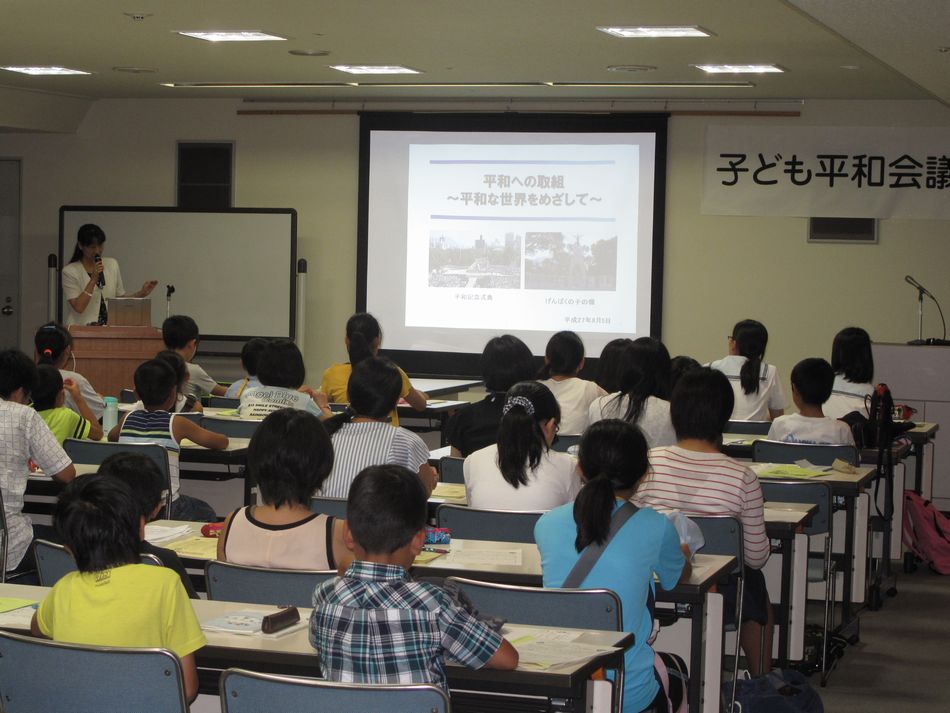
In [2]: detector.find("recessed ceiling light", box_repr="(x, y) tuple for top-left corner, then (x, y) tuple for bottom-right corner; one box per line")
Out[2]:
(113, 66), (158, 74)
(330, 65), (420, 75)
(598, 26), (712, 38)
(1, 66), (90, 75)
(606, 65), (657, 73)
(289, 49), (330, 57)
(693, 64), (784, 74)
(839, 65), (860, 71)
(177, 31), (287, 42)
(938, 46), (950, 53)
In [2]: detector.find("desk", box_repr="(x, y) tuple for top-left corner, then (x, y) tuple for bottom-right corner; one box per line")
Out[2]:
(411, 378), (482, 398)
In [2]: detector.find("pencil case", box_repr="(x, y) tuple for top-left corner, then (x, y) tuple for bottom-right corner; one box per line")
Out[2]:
(261, 606), (300, 634)
(201, 522), (225, 538)
(425, 527), (451, 545)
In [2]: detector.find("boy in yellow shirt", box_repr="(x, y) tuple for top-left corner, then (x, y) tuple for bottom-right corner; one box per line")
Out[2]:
(31, 474), (205, 702)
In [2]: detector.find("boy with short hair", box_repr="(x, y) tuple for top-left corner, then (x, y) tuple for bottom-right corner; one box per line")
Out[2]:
(0, 349), (75, 580)
(238, 338), (330, 419)
(32, 363), (104, 443)
(31, 474), (205, 702)
(768, 357), (855, 446)
(309, 464), (518, 688)
(162, 314), (227, 398)
(110, 358), (227, 522)
(224, 337), (269, 399)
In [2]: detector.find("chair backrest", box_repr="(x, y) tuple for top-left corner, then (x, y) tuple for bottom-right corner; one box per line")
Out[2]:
(34, 539), (170, 586)
(691, 516), (745, 576)
(447, 576), (622, 631)
(761, 480), (833, 538)
(0, 488), (8, 580)
(205, 560), (336, 608)
(752, 439), (858, 467)
(175, 411), (202, 424)
(0, 630), (187, 713)
(62, 439), (173, 517)
(436, 504), (542, 544)
(200, 416), (261, 438)
(209, 396), (240, 409)
(551, 434), (581, 453)
(119, 388), (137, 404)
(220, 668), (450, 713)
(726, 419), (772, 436)
(310, 496), (348, 520)
(438, 455), (465, 484)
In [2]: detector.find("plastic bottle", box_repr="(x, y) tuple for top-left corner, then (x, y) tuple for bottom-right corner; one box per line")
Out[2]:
(102, 396), (119, 435)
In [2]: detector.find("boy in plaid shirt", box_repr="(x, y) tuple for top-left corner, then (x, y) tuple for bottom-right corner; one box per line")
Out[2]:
(309, 464), (518, 689)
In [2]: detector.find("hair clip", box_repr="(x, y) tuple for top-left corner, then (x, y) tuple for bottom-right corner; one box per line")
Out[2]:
(503, 395), (535, 416)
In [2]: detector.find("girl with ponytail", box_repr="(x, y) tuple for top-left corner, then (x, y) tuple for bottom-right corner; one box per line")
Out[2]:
(535, 419), (686, 713)
(33, 322), (105, 421)
(463, 381), (579, 510)
(709, 319), (785, 421)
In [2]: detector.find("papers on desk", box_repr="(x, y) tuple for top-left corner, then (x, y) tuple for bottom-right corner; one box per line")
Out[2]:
(442, 548), (523, 566)
(202, 609), (306, 638)
(757, 465), (828, 479)
(506, 627), (622, 670)
(145, 523), (192, 544)
(413, 550), (445, 564)
(0, 599), (37, 628)
(164, 536), (218, 559)
(431, 483), (466, 500)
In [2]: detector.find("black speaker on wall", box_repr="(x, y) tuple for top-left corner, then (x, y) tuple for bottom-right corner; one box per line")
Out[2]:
(808, 217), (877, 244)
(177, 142), (233, 210)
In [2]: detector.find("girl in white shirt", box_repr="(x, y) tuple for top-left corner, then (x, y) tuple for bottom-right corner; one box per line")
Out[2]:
(709, 319), (785, 421)
(464, 381), (580, 511)
(825, 326), (874, 419)
(538, 330), (605, 434)
(33, 321), (105, 421)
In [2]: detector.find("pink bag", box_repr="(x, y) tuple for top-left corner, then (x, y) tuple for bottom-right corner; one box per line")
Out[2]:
(902, 490), (950, 575)
(654, 651), (688, 713)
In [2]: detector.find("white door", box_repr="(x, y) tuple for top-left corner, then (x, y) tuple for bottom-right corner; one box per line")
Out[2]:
(0, 159), (20, 347)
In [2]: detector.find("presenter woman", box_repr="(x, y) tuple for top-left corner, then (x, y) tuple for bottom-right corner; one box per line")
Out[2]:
(62, 223), (158, 327)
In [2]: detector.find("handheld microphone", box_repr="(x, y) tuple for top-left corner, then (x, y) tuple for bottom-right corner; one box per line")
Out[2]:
(94, 255), (105, 288)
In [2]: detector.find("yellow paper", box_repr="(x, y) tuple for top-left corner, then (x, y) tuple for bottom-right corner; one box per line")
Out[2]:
(432, 483), (466, 499)
(413, 550), (445, 564)
(165, 535), (218, 558)
(758, 465), (826, 479)
(0, 598), (36, 614)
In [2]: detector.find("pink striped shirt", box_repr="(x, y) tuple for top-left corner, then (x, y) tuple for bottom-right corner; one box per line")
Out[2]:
(633, 445), (770, 568)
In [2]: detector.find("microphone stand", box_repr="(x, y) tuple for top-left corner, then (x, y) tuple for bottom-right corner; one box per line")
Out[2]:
(166, 285), (175, 321)
(916, 285), (925, 343)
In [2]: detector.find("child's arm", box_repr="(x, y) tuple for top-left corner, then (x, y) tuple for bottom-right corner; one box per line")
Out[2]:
(404, 386), (427, 411)
(418, 462), (438, 495)
(216, 510), (238, 561)
(485, 638), (519, 670)
(180, 653), (200, 703)
(210, 383), (228, 397)
(298, 385), (333, 419)
(63, 379), (103, 441)
(107, 411), (128, 442)
(29, 612), (48, 638)
(173, 417), (229, 450)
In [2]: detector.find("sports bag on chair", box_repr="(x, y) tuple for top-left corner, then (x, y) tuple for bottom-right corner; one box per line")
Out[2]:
(902, 490), (950, 575)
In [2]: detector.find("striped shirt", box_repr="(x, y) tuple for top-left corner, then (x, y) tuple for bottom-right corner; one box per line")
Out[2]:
(321, 421), (429, 499)
(633, 445), (769, 568)
(38, 407), (91, 444)
(309, 561), (502, 689)
(118, 408), (181, 498)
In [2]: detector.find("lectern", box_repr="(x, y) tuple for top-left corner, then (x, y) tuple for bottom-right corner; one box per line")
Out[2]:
(68, 325), (164, 398)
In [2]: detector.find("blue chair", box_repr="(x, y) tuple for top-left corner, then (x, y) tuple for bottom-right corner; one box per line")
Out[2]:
(200, 415), (261, 438)
(220, 668), (450, 713)
(205, 560), (336, 607)
(0, 630), (187, 713)
(310, 496), (348, 520)
(62, 440), (172, 518)
(753, 440), (859, 467)
(436, 504), (543, 544)
(439, 455), (465, 484)
(726, 420), (772, 436)
(209, 396), (240, 409)
(551, 434), (581, 453)
(34, 539), (164, 586)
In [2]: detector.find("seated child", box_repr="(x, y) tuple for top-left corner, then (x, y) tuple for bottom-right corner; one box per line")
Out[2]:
(98, 451), (199, 599)
(768, 357), (856, 446)
(34, 321), (105, 420)
(225, 337), (269, 399)
(111, 358), (227, 522)
(238, 339), (330, 419)
(538, 330), (605, 435)
(162, 314), (227, 398)
(127, 350), (201, 414)
(31, 474), (205, 702)
(32, 364), (104, 443)
(309, 464), (518, 688)
(218, 408), (350, 570)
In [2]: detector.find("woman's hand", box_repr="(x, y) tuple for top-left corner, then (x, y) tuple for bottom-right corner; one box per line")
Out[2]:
(137, 280), (159, 297)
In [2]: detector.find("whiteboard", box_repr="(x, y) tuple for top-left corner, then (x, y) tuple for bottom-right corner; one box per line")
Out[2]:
(59, 207), (296, 339)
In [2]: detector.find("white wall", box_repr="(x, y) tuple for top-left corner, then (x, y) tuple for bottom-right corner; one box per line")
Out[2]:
(3, 97), (949, 393)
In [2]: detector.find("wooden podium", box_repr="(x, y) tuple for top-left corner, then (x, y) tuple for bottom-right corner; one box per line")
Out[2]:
(68, 326), (165, 398)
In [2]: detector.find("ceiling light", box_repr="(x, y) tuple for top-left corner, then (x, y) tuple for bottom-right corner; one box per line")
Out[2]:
(330, 65), (420, 75)
(598, 26), (712, 38)
(113, 66), (157, 74)
(1, 66), (90, 75)
(606, 65), (657, 73)
(289, 49), (330, 57)
(177, 31), (287, 42)
(693, 64), (784, 74)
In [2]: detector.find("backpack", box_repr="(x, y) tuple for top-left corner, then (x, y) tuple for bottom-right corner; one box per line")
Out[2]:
(725, 669), (824, 713)
(902, 490), (950, 575)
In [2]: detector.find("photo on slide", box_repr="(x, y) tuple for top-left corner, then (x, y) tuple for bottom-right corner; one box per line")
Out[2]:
(428, 229), (522, 289)
(524, 231), (617, 291)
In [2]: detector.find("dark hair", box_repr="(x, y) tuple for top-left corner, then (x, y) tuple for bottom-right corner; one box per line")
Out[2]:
(32, 364), (64, 411)
(54, 473), (141, 572)
(345, 313), (382, 366)
(133, 358), (178, 408)
(632, 337), (671, 399)
(573, 419), (649, 551)
(496, 381), (560, 488)
(155, 350), (187, 391)
(610, 339), (671, 424)
(539, 331), (585, 379)
(595, 338), (634, 393)
(669, 355), (701, 393)
(0, 349), (38, 400)
(323, 357), (402, 436)
(732, 319), (769, 395)
(482, 335), (535, 393)
(257, 339), (306, 389)
(831, 327), (873, 384)
(346, 465), (427, 554)
(241, 337), (270, 377)
(670, 367), (734, 442)
(98, 452), (166, 520)
(791, 357), (836, 407)
(161, 314), (199, 350)
(248, 409), (334, 507)
(68, 224), (106, 263)
(34, 322), (72, 366)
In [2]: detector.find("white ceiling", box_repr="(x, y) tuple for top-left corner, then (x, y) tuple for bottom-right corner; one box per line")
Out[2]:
(0, 0), (947, 106)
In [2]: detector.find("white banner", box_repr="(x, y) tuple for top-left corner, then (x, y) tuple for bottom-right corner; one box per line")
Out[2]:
(702, 125), (950, 218)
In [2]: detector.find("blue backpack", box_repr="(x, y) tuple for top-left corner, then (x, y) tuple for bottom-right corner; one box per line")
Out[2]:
(726, 669), (824, 713)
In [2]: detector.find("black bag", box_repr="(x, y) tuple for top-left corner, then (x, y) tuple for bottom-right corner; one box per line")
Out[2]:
(726, 669), (824, 713)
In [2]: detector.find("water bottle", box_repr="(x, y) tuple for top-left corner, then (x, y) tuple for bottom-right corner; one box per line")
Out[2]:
(102, 396), (119, 435)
